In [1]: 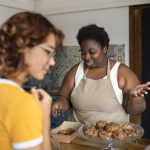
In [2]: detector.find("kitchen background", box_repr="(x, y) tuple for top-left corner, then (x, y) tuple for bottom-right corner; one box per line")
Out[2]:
(0, 0), (149, 66)
(0, 0), (150, 130)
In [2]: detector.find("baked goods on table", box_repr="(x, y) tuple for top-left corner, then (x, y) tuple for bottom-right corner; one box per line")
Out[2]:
(83, 120), (142, 140)
(51, 121), (81, 143)
(83, 124), (98, 137)
(58, 128), (75, 135)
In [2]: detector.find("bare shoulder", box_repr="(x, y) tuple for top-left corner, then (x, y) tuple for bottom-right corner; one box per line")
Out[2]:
(118, 63), (137, 78)
(66, 63), (79, 78)
(118, 63), (140, 91)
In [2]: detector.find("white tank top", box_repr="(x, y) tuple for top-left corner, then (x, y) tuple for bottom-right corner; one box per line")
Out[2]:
(74, 61), (123, 104)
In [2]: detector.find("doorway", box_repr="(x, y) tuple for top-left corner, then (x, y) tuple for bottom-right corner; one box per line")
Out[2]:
(130, 4), (150, 138)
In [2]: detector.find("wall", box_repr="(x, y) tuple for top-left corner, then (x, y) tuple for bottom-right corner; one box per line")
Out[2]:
(0, 0), (35, 25)
(47, 7), (130, 65)
(0, 0), (34, 11)
(36, 0), (150, 66)
(0, 6), (20, 25)
(35, 0), (150, 15)
(0, 0), (150, 65)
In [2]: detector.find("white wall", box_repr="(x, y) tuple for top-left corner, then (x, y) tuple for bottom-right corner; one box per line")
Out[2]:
(0, 6), (21, 25)
(36, 0), (149, 66)
(47, 7), (129, 65)
(0, 0), (35, 25)
(0, 0), (34, 11)
(0, 0), (150, 65)
(35, 0), (150, 15)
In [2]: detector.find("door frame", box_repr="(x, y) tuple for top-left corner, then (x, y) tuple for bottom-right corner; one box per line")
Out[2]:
(129, 4), (150, 124)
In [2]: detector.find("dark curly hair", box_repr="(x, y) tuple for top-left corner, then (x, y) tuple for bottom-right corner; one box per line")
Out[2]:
(0, 11), (61, 78)
(76, 24), (110, 49)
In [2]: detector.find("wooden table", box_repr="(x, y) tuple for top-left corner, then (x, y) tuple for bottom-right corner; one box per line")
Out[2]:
(57, 136), (150, 150)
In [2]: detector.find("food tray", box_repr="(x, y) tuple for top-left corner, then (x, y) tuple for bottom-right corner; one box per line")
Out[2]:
(79, 121), (144, 144)
(51, 121), (81, 143)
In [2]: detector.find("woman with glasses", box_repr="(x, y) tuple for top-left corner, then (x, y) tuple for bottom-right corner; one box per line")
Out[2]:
(0, 11), (63, 150)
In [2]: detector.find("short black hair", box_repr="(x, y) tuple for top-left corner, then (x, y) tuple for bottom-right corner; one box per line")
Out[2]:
(76, 24), (110, 49)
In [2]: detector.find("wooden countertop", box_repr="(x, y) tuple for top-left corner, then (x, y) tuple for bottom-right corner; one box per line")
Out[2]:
(57, 136), (150, 150)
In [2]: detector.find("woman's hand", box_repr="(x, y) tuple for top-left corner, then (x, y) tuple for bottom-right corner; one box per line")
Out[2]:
(130, 81), (150, 97)
(52, 101), (64, 117)
(30, 88), (52, 150)
(31, 87), (52, 117)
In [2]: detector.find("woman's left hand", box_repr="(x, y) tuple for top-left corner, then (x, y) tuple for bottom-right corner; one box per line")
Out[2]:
(130, 81), (150, 97)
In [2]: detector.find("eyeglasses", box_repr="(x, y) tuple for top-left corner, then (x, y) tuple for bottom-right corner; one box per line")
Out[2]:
(37, 44), (56, 58)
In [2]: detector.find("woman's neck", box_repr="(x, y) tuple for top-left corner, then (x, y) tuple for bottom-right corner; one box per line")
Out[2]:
(98, 57), (108, 68)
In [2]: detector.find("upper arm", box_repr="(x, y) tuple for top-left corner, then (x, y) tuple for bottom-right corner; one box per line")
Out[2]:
(118, 64), (140, 109)
(59, 64), (79, 100)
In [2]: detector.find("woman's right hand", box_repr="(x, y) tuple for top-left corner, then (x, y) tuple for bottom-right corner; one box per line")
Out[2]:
(30, 88), (52, 150)
(52, 100), (64, 117)
(31, 87), (52, 117)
